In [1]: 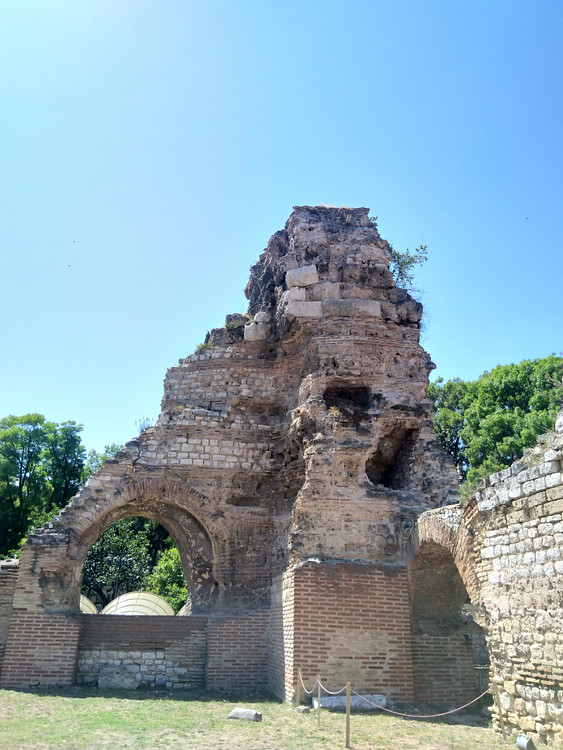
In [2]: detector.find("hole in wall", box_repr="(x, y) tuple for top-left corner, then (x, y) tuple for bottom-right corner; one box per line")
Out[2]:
(365, 428), (417, 489)
(323, 385), (370, 427)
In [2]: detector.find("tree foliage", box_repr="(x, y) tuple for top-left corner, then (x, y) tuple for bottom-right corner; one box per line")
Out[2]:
(0, 414), (188, 611)
(0, 414), (85, 556)
(389, 244), (428, 289)
(429, 356), (563, 492)
(82, 443), (122, 481)
(145, 546), (188, 613)
(81, 517), (183, 611)
(81, 517), (154, 609)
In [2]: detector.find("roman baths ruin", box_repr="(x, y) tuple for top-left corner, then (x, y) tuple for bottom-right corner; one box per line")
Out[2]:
(1, 206), (562, 744)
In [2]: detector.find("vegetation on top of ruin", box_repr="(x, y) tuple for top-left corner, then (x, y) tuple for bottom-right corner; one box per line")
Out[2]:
(369, 216), (428, 289)
(429, 355), (563, 498)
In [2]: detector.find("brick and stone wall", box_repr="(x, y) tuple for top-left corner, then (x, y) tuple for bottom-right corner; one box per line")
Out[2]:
(0, 207), (458, 702)
(0, 560), (18, 667)
(76, 615), (207, 689)
(465, 413), (563, 745)
(287, 559), (415, 702)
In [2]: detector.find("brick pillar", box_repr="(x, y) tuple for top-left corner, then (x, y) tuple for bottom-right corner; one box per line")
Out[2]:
(1, 612), (81, 687)
(288, 560), (414, 701)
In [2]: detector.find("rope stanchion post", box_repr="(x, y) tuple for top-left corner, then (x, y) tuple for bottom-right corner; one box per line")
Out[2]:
(493, 683), (507, 740)
(345, 682), (351, 749)
(317, 674), (322, 728)
(296, 668), (302, 706)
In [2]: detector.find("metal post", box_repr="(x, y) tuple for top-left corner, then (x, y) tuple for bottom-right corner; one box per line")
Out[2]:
(345, 682), (351, 748)
(317, 674), (322, 728)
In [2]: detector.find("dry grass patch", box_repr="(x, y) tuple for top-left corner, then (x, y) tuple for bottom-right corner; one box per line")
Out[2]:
(0, 688), (511, 750)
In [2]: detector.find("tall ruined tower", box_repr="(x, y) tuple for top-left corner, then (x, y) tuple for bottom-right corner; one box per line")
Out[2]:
(1, 206), (458, 699)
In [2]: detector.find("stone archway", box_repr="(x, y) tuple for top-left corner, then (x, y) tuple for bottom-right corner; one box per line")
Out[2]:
(407, 507), (489, 706)
(0, 476), (222, 687)
(74, 491), (217, 614)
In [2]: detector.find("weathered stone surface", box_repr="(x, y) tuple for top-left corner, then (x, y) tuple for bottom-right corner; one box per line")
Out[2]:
(97, 666), (138, 690)
(0, 206), (459, 699)
(312, 694), (386, 711)
(228, 708), (263, 721)
(286, 265), (319, 287)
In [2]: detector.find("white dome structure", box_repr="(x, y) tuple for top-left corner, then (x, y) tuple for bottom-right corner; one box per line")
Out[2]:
(100, 591), (174, 616)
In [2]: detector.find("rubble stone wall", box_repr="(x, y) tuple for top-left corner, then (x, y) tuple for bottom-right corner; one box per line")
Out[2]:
(465, 414), (563, 746)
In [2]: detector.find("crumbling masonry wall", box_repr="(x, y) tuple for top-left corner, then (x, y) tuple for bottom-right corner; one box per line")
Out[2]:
(0, 206), (459, 698)
(464, 414), (563, 745)
(4, 205), (562, 745)
(412, 414), (563, 745)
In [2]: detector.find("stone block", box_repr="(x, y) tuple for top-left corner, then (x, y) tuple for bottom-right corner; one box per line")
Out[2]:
(322, 298), (381, 317)
(286, 265), (319, 287)
(98, 667), (139, 690)
(228, 708), (262, 722)
(285, 301), (323, 319)
(312, 694), (386, 711)
(244, 322), (269, 342)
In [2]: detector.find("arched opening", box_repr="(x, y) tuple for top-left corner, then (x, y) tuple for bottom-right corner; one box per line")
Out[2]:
(81, 517), (188, 613)
(409, 541), (490, 706)
(74, 495), (217, 616)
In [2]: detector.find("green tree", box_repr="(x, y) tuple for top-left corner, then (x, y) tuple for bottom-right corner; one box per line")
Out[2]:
(389, 244), (428, 289)
(81, 517), (153, 609)
(82, 443), (122, 481)
(430, 356), (563, 492)
(145, 546), (188, 613)
(0, 415), (85, 556)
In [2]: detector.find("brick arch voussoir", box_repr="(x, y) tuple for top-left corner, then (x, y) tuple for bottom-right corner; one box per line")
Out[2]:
(407, 510), (480, 606)
(66, 476), (221, 561)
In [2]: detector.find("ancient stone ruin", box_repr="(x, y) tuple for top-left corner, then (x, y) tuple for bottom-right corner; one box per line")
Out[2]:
(1, 206), (562, 746)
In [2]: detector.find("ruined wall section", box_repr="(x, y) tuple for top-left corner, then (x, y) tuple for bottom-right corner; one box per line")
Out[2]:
(466, 412), (563, 745)
(2, 205), (460, 691)
(0, 560), (18, 666)
(244, 206), (459, 563)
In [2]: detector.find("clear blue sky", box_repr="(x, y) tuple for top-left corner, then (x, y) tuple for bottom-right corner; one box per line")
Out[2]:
(1, 1), (562, 453)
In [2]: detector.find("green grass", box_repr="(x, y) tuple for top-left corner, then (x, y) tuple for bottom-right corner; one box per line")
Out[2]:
(0, 688), (512, 750)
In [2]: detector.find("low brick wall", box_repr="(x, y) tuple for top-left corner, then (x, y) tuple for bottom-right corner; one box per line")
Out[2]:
(1, 612), (82, 687)
(76, 615), (207, 689)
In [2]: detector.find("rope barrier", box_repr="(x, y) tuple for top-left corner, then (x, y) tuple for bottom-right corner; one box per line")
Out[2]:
(297, 668), (490, 718)
(296, 667), (492, 748)
(298, 672), (347, 696)
(317, 679), (347, 696)
(350, 685), (491, 719)
(298, 671), (318, 696)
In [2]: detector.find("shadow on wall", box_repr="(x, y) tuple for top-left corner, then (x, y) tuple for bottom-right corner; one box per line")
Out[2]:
(409, 541), (489, 706)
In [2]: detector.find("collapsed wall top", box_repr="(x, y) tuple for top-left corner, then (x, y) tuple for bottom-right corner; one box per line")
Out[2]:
(242, 206), (423, 347)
